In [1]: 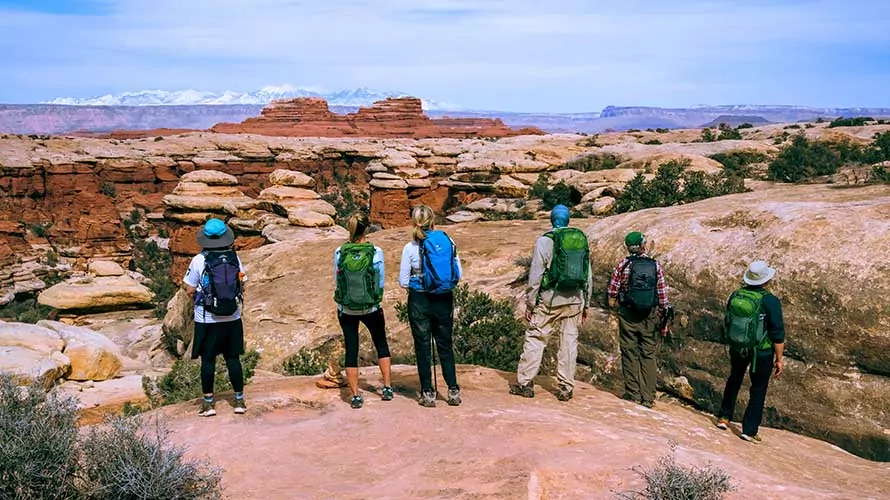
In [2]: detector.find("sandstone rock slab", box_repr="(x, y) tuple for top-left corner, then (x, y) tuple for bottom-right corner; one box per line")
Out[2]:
(38, 320), (123, 381)
(87, 260), (126, 277)
(180, 169), (239, 185)
(269, 169), (315, 188)
(38, 276), (153, 311)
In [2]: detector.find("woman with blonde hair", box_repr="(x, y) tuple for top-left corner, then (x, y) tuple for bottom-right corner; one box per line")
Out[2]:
(398, 204), (463, 407)
(333, 212), (393, 409)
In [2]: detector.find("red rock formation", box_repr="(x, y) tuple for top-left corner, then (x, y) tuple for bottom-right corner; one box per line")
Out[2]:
(211, 97), (544, 139)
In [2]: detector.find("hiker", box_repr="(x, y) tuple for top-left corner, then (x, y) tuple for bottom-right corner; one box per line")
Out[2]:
(182, 218), (248, 417)
(510, 204), (592, 402)
(606, 231), (671, 409)
(716, 260), (786, 443)
(398, 204), (463, 407)
(333, 212), (393, 409)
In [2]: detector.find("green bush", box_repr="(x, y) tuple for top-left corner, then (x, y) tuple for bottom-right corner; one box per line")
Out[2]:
(30, 223), (51, 238)
(708, 151), (769, 178)
(143, 350), (261, 407)
(643, 139), (663, 145)
(716, 123), (742, 141)
(616, 443), (734, 500)
(282, 348), (328, 376)
(869, 131), (890, 163)
(99, 182), (117, 198)
(395, 284), (525, 373)
(562, 152), (625, 172)
(655, 128), (670, 133)
(0, 375), (81, 500)
(767, 133), (843, 182)
(701, 128), (716, 143)
(614, 160), (748, 213)
(130, 239), (176, 319)
(576, 135), (600, 147)
(529, 174), (580, 209)
(736, 123), (754, 129)
(828, 116), (873, 128)
(871, 165), (890, 183)
(0, 298), (54, 324)
(78, 415), (222, 500)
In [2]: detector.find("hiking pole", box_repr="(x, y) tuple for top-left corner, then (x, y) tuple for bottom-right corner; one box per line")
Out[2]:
(431, 333), (438, 396)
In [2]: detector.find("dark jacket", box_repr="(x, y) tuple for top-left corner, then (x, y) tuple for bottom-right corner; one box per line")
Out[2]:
(738, 285), (785, 350)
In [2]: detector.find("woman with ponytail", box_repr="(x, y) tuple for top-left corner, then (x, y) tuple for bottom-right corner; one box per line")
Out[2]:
(398, 205), (463, 408)
(333, 212), (392, 409)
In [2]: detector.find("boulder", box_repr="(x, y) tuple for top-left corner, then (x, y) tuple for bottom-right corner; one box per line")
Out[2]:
(0, 320), (65, 352)
(446, 211), (484, 224)
(592, 196), (616, 215)
(370, 178), (409, 190)
(37, 276), (153, 311)
(269, 169), (315, 188)
(87, 260), (126, 277)
(180, 169), (239, 185)
(287, 209), (335, 228)
(405, 178), (432, 189)
(465, 198), (523, 214)
(38, 321), (123, 381)
(0, 320), (70, 387)
(172, 181), (244, 197)
(493, 175), (530, 198)
(257, 186), (321, 203)
(260, 224), (348, 244)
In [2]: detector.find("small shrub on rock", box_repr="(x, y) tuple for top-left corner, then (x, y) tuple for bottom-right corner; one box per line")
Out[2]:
(529, 174), (581, 210)
(614, 160), (748, 213)
(767, 133), (842, 182)
(282, 348), (328, 376)
(143, 350), (260, 407)
(708, 151), (769, 178)
(615, 443), (735, 500)
(828, 116), (873, 128)
(716, 123), (742, 141)
(562, 152), (625, 172)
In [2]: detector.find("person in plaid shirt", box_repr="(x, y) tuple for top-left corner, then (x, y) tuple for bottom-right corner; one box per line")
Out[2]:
(607, 231), (670, 408)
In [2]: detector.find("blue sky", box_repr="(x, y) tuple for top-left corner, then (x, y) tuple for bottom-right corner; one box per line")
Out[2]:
(1, 0), (889, 112)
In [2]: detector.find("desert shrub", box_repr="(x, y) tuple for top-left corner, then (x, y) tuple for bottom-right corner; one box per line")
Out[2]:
(655, 127), (670, 133)
(395, 284), (525, 372)
(784, 124), (801, 130)
(871, 165), (890, 183)
(615, 443), (734, 500)
(529, 174), (580, 209)
(154, 136), (164, 142)
(29, 223), (51, 238)
(736, 123), (753, 129)
(644, 139), (663, 145)
(716, 123), (742, 141)
(78, 415), (222, 500)
(868, 131), (890, 163)
(0, 298), (54, 324)
(320, 178), (368, 228)
(767, 133), (843, 182)
(562, 152), (625, 172)
(143, 350), (261, 407)
(577, 134), (600, 147)
(708, 151), (769, 178)
(614, 160), (748, 213)
(282, 348), (328, 376)
(627, 128), (641, 133)
(130, 239), (175, 319)
(828, 116), (873, 128)
(99, 182), (117, 198)
(700, 128), (716, 142)
(0, 374), (81, 500)
(44, 248), (59, 267)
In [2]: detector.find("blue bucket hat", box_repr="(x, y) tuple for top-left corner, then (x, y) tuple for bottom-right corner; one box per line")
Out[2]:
(196, 218), (234, 249)
(550, 204), (570, 228)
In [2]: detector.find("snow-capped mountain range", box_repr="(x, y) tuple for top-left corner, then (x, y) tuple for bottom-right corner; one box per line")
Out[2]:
(42, 85), (461, 110)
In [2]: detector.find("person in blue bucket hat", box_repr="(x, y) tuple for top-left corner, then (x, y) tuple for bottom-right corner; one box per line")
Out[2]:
(183, 218), (248, 417)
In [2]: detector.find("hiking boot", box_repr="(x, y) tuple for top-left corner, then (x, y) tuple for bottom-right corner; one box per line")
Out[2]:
(641, 400), (655, 409)
(621, 393), (639, 403)
(350, 394), (364, 409)
(233, 398), (247, 414)
(741, 433), (762, 444)
(447, 387), (461, 406)
(198, 400), (216, 417)
(381, 386), (394, 401)
(556, 388), (573, 402)
(716, 418), (729, 430)
(509, 382), (535, 398)
(419, 390), (437, 408)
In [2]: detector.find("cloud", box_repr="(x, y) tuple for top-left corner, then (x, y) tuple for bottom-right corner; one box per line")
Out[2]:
(0, 0), (889, 111)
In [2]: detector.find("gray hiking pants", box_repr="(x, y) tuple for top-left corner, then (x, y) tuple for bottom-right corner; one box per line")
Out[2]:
(516, 302), (583, 391)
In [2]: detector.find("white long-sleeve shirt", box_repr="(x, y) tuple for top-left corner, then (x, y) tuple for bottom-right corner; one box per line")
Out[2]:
(398, 240), (463, 291)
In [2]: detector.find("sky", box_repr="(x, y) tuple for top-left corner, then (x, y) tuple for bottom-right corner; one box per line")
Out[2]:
(1, 0), (889, 112)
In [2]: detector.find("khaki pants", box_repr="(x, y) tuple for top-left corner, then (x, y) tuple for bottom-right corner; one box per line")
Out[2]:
(516, 302), (582, 391)
(618, 308), (659, 404)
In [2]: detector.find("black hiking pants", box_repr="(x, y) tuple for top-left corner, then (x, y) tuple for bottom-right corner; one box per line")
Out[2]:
(718, 348), (774, 436)
(195, 319), (245, 395)
(407, 290), (458, 393)
(338, 308), (391, 368)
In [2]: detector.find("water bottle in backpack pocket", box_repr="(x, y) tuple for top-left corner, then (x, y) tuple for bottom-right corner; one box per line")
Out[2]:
(420, 230), (460, 294)
(334, 243), (382, 310)
(200, 250), (243, 316)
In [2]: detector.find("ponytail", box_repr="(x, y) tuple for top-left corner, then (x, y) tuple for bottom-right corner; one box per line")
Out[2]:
(346, 212), (371, 243)
(411, 205), (435, 243)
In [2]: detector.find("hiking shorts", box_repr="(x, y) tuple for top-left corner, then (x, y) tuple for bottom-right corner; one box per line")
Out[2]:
(191, 318), (246, 360)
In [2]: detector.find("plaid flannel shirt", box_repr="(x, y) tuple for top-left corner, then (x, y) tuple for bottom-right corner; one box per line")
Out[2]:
(607, 254), (670, 309)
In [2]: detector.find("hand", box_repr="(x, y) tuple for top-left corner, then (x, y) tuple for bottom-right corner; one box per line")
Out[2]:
(774, 359), (784, 378)
(582, 308), (589, 321)
(609, 314), (619, 331)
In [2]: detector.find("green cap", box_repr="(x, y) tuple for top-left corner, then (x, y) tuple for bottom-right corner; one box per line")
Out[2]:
(625, 231), (645, 246)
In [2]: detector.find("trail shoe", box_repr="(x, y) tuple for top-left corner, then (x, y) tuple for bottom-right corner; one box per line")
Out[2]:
(419, 390), (437, 408)
(447, 387), (461, 406)
(621, 393), (639, 403)
(381, 386), (394, 401)
(198, 400), (216, 417)
(741, 433), (762, 444)
(351, 394), (364, 409)
(233, 398), (247, 414)
(509, 382), (535, 398)
(556, 388), (573, 402)
(716, 419), (729, 430)
(641, 400), (655, 409)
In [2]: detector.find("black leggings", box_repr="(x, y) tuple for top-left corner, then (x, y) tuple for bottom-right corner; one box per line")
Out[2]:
(200, 355), (244, 395)
(338, 308), (391, 368)
(408, 290), (458, 392)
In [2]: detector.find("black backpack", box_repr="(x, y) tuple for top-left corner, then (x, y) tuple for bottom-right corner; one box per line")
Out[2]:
(200, 250), (243, 316)
(619, 255), (659, 313)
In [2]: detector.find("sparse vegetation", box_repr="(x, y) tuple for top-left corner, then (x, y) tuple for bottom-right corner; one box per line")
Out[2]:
(708, 151), (769, 178)
(142, 350), (260, 407)
(132, 239), (176, 319)
(29, 223), (51, 238)
(320, 170), (367, 227)
(99, 182), (117, 198)
(0, 298), (55, 324)
(655, 127), (670, 133)
(529, 174), (580, 210)
(767, 133), (843, 182)
(282, 348), (328, 376)
(716, 123), (742, 140)
(510, 255), (533, 286)
(828, 116), (873, 128)
(700, 128), (715, 143)
(615, 443), (735, 500)
(643, 139), (663, 145)
(154, 136), (165, 142)
(614, 160), (748, 213)
(562, 152), (625, 172)
(736, 123), (754, 129)
(577, 134), (601, 147)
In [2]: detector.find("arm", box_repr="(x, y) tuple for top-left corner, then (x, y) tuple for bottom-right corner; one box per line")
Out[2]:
(656, 261), (670, 310)
(763, 294), (786, 376)
(524, 237), (549, 311)
(398, 244), (412, 289)
(182, 256), (200, 299)
(606, 260), (624, 310)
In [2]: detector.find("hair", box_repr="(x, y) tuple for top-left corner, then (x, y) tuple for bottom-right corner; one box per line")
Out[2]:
(627, 244), (644, 255)
(346, 212), (371, 243)
(411, 205), (435, 243)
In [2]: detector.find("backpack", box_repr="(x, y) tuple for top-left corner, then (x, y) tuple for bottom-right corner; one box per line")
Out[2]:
(334, 243), (382, 310)
(619, 256), (659, 313)
(420, 230), (460, 294)
(723, 288), (771, 352)
(200, 250), (243, 316)
(542, 227), (590, 293)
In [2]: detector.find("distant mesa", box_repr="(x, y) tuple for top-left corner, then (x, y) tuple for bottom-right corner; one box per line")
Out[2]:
(209, 96), (544, 139)
(701, 115), (772, 128)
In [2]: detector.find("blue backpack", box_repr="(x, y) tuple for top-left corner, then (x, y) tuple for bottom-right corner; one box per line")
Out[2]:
(199, 250), (243, 316)
(420, 230), (460, 294)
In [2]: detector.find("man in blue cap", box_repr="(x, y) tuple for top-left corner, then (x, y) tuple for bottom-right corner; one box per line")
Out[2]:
(510, 204), (592, 401)
(183, 218), (248, 417)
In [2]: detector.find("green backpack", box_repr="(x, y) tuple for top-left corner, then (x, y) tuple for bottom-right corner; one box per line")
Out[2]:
(334, 243), (382, 311)
(724, 288), (772, 367)
(542, 227), (590, 293)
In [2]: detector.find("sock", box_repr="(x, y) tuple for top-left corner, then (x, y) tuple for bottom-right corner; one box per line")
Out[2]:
(203, 395), (213, 403)
(234, 392), (244, 400)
